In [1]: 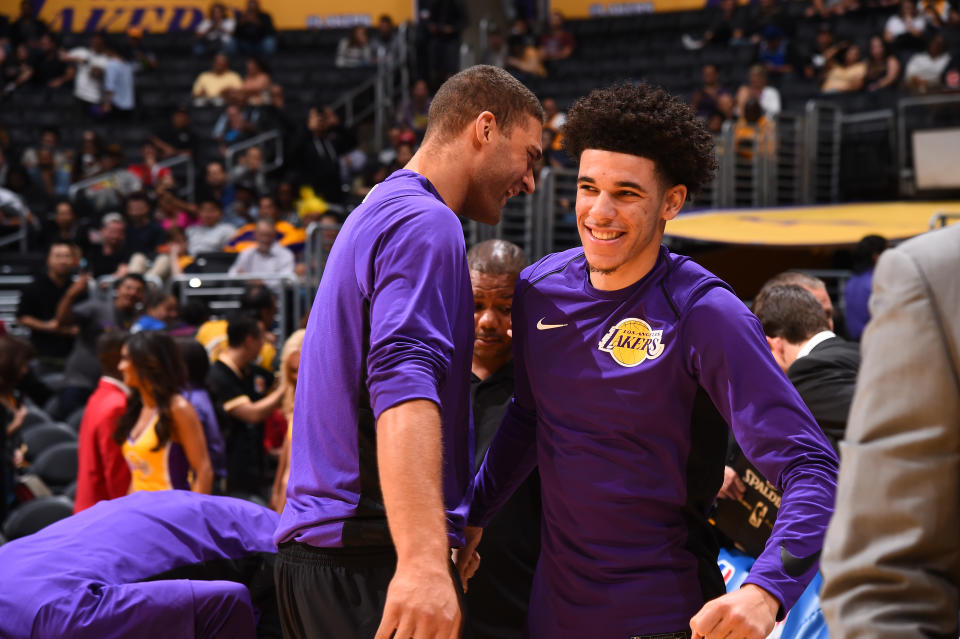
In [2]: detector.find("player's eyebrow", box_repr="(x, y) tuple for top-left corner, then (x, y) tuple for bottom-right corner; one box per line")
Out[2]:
(577, 176), (649, 193)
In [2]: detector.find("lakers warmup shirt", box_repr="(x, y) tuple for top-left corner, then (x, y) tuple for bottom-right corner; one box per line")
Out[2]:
(275, 169), (474, 549)
(469, 246), (839, 637)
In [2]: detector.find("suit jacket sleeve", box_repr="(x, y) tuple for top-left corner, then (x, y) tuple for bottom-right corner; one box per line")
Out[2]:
(821, 242), (960, 638)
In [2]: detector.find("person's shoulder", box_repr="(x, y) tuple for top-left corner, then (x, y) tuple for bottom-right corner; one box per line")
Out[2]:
(517, 248), (585, 291)
(660, 249), (738, 317)
(361, 172), (462, 239)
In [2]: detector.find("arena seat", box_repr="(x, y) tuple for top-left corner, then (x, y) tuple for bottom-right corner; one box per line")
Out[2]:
(20, 422), (77, 463)
(2, 496), (74, 541)
(31, 441), (80, 494)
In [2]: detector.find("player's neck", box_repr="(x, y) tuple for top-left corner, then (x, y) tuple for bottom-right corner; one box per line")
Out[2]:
(588, 246), (661, 292)
(406, 144), (468, 214)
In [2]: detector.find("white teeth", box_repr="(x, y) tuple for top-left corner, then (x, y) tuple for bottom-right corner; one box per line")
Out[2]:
(591, 229), (621, 240)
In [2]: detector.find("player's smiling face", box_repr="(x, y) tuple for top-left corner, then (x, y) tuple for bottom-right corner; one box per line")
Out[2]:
(576, 149), (686, 291)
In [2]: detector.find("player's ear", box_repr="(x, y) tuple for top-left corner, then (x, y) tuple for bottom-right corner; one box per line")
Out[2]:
(474, 111), (496, 147)
(661, 184), (686, 221)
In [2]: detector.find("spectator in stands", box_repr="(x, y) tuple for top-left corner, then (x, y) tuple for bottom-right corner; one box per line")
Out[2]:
(229, 145), (269, 196)
(735, 64), (781, 118)
(116, 330), (213, 494)
(25, 147), (70, 203)
(865, 36), (901, 91)
(83, 144), (143, 213)
(538, 11), (575, 61)
(295, 105), (348, 204)
(418, 0), (465, 87)
(0, 334), (33, 521)
(238, 56), (271, 106)
(151, 106), (197, 159)
(480, 26), (508, 68)
(186, 199), (235, 255)
(74, 129), (104, 181)
(233, 0), (277, 58)
(756, 25), (793, 76)
(40, 200), (90, 252)
(85, 212), (131, 278)
(124, 27), (157, 73)
(276, 181), (297, 223)
(462, 239), (540, 639)
(844, 234), (887, 341)
(372, 14), (399, 63)
(196, 284), (277, 368)
(822, 44), (868, 92)
(21, 126), (70, 176)
(398, 79), (432, 142)
(228, 217), (295, 276)
(127, 142), (171, 192)
(885, 0), (927, 51)
(122, 192), (165, 258)
(65, 33), (109, 117)
(692, 64), (733, 123)
(753, 284), (860, 451)
(0, 146), (8, 188)
(9, 0), (47, 51)
(268, 328), (304, 513)
(905, 34), (952, 93)
(336, 25), (374, 68)
(257, 84), (297, 145)
(701, 0), (745, 47)
(177, 338), (228, 492)
(101, 41), (136, 119)
(16, 241), (81, 366)
(74, 330), (130, 512)
(155, 176), (198, 231)
(734, 97), (776, 160)
(1, 43), (34, 95)
(760, 270), (835, 329)
(131, 288), (178, 333)
(193, 2), (235, 57)
(742, 0), (791, 41)
(206, 312), (286, 494)
(55, 272), (145, 419)
(192, 53), (242, 107)
(197, 160), (236, 214)
(918, 0), (960, 29)
(213, 103), (256, 150)
(506, 22), (546, 78)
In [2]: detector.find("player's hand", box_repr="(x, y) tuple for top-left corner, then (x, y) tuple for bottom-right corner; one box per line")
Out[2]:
(454, 526), (483, 591)
(374, 559), (461, 639)
(717, 465), (746, 501)
(690, 584), (779, 639)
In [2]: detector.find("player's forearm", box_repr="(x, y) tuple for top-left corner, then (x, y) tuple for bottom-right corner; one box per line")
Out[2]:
(377, 399), (449, 564)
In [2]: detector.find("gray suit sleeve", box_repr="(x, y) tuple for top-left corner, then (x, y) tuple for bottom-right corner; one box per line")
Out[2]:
(820, 245), (960, 638)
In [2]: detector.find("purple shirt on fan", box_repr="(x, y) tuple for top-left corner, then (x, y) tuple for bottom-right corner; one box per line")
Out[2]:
(469, 246), (839, 637)
(275, 169), (474, 549)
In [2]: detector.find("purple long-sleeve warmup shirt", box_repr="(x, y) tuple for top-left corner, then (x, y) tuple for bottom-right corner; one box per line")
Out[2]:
(274, 169), (474, 549)
(469, 246), (839, 637)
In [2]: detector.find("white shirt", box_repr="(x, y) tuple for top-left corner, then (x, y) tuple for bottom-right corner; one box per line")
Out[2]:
(228, 243), (296, 276)
(759, 86), (781, 117)
(70, 47), (109, 104)
(885, 13), (926, 38)
(796, 330), (836, 360)
(905, 51), (952, 84)
(186, 222), (237, 256)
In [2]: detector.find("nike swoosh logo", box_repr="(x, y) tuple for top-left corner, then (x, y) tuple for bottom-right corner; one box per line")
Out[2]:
(780, 545), (821, 577)
(536, 318), (568, 330)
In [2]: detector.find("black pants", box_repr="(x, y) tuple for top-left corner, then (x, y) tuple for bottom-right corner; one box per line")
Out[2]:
(276, 542), (467, 639)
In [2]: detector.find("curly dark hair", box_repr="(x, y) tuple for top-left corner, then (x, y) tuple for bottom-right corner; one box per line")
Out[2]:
(562, 83), (717, 198)
(113, 331), (187, 451)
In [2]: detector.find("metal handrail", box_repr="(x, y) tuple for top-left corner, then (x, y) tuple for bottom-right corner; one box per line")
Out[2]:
(0, 200), (30, 252)
(67, 169), (130, 200)
(303, 222), (342, 305)
(156, 154), (195, 202)
(897, 94), (960, 192)
(224, 130), (283, 174)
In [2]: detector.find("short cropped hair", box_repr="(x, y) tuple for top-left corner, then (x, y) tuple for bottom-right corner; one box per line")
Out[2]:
(760, 271), (826, 296)
(96, 330), (129, 377)
(467, 239), (528, 278)
(562, 83), (717, 198)
(425, 65), (544, 143)
(226, 312), (262, 347)
(753, 285), (830, 344)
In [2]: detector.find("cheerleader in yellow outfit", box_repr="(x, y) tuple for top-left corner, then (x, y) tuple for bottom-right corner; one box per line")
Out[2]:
(116, 331), (213, 494)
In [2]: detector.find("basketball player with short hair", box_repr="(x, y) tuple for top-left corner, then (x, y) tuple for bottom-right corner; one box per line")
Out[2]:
(274, 65), (543, 639)
(460, 84), (838, 639)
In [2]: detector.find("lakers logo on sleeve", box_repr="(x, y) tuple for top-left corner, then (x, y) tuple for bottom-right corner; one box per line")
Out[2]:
(598, 318), (665, 367)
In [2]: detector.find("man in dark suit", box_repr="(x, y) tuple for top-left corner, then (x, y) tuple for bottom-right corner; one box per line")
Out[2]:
(753, 284), (860, 451)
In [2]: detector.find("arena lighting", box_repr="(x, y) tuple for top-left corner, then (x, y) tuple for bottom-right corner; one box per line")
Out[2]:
(189, 278), (202, 288)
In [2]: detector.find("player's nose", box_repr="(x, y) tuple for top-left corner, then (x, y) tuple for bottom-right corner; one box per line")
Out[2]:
(589, 190), (617, 222)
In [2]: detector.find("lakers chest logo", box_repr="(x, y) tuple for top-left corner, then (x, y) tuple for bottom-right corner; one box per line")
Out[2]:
(597, 317), (665, 368)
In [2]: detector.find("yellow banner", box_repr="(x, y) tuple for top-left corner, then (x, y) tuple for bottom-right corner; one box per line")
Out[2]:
(551, 0), (706, 18)
(10, 0), (413, 33)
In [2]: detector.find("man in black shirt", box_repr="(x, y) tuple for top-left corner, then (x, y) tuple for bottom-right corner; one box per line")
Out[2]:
(463, 239), (540, 639)
(16, 241), (83, 366)
(151, 106), (197, 160)
(207, 313), (286, 496)
(85, 212), (132, 278)
(123, 191), (164, 257)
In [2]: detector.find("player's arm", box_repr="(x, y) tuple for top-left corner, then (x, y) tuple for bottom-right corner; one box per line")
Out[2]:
(683, 287), (838, 637)
(820, 247), (960, 637)
(366, 210), (467, 639)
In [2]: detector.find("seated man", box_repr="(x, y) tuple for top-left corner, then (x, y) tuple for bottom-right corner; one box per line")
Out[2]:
(752, 284), (860, 451)
(16, 241), (82, 368)
(186, 199), (237, 256)
(228, 218), (295, 277)
(0, 491), (280, 639)
(195, 284), (277, 369)
(192, 53), (242, 106)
